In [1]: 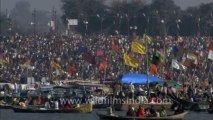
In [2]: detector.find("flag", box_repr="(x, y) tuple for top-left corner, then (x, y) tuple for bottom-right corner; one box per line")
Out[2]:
(172, 46), (179, 57)
(0, 59), (8, 65)
(84, 52), (96, 65)
(131, 41), (145, 54)
(21, 59), (31, 68)
(50, 61), (62, 70)
(124, 53), (139, 67)
(208, 42), (213, 60)
(110, 51), (117, 57)
(96, 50), (105, 56)
(0, 54), (9, 65)
(149, 64), (158, 75)
(183, 59), (196, 68)
(79, 44), (87, 53)
(172, 59), (186, 70)
(50, 21), (55, 30)
(144, 34), (152, 44)
(99, 58), (108, 71)
(186, 52), (198, 64)
(112, 40), (120, 52)
(156, 50), (165, 63)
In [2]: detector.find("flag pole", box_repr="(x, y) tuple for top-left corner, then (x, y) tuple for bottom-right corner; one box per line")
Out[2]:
(145, 17), (150, 98)
(145, 34), (149, 98)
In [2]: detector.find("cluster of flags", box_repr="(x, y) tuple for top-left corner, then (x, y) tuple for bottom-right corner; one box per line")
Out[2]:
(123, 34), (152, 68)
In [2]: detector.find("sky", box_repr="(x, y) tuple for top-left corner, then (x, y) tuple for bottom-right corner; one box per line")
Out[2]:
(1, 0), (213, 14)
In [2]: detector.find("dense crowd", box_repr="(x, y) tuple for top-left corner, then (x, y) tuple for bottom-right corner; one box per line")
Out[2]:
(0, 33), (212, 89)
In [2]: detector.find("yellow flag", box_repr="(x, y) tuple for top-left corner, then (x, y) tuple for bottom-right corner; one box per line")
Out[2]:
(0, 59), (9, 65)
(131, 41), (145, 54)
(51, 61), (62, 70)
(144, 34), (152, 44)
(124, 53), (139, 67)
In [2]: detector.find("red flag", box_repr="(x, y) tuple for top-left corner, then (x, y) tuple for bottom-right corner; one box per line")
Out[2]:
(112, 40), (121, 52)
(85, 52), (96, 65)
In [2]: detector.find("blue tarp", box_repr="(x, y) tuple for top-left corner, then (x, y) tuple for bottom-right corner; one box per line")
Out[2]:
(118, 74), (165, 84)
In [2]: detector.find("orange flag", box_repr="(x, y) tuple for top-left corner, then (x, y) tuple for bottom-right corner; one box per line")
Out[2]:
(149, 64), (158, 75)
(99, 58), (108, 71)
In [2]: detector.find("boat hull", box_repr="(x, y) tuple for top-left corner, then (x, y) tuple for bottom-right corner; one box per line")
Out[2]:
(208, 108), (213, 114)
(13, 104), (93, 113)
(97, 112), (189, 120)
(0, 105), (12, 109)
(114, 104), (172, 111)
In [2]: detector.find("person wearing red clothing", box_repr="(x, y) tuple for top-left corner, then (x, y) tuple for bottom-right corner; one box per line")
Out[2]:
(63, 101), (72, 110)
(69, 65), (76, 76)
(136, 105), (146, 117)
(36, 96), (44, 105)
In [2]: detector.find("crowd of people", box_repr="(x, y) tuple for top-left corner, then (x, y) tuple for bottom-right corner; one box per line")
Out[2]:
(0, 33), (212, 98)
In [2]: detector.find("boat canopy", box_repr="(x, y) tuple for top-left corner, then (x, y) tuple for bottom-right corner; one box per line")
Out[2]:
(118, 74), (165, 84)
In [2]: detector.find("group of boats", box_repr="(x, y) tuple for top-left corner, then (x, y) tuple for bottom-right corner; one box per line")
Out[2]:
(1, 97), (212, 120)
(0, 81), (212, 120)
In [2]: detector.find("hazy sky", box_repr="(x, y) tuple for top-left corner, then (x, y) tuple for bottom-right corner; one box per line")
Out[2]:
(1, 0), (213, 14)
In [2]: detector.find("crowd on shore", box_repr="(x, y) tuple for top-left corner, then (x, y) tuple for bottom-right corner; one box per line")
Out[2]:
(0, 33), (212, 96)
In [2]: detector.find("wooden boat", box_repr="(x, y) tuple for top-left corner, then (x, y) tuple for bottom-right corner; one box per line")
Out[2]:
(13, 104), (93, 113)
(97, 112), (189, 120)
(208, 108), (213, 114)
(114, 103), (172, 111)
(93, 104), (110, 109)
(171, 99), (209, 112)
(0, 104), (12, 109)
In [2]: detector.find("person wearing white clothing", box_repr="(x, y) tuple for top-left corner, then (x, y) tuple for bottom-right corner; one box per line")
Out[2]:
(55, 100), (59, 110)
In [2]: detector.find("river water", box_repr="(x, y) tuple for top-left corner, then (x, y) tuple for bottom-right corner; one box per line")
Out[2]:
(0, 109), (212, 120)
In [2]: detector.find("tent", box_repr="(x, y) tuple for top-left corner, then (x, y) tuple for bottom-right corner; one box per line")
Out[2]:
(118, 74), (165, 84)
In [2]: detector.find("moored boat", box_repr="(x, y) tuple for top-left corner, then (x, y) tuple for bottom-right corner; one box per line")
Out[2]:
(96, 111), (189, 120)
(114, 103), (172, 111)
(13, 104), (93, 113)
(208, 108), (213, 114)
(0, 104), (13, 109)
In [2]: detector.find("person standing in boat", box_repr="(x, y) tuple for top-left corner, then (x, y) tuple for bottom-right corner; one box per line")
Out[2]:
(44, 99), (51, 109)
(54, 99), (59, 110)
(128, 82), (135, 100)
(161, 83), (168, 99)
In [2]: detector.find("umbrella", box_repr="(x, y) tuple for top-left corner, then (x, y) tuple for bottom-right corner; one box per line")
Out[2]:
(118, 74), (165, 84)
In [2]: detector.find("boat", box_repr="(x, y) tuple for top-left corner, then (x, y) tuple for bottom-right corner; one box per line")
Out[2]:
(97, 112), (189, 120)
(13, 104), (93, 113)
(208, 108), (213, 114)
(114, 103), (172, 111)
(170, 98), (209, 112)
(0, 104), (13, 109)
